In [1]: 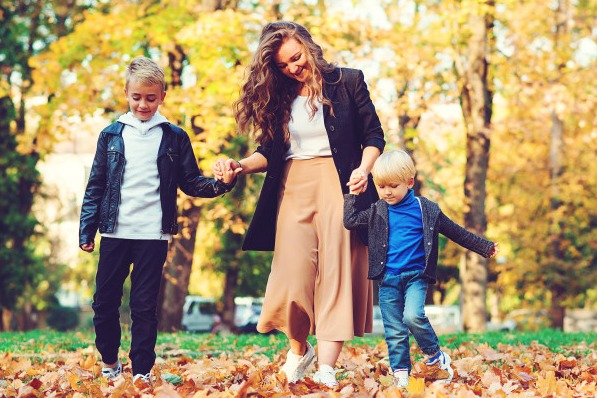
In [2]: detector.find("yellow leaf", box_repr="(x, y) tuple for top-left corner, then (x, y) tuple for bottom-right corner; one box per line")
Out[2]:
(407, 377), (425, 395)
(25, 368), (39, 376)
(68, 373), (81, 391)
(80, 355), (96, 370)
(537, 371), (557, 396)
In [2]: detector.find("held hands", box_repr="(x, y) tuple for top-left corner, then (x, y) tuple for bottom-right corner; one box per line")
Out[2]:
(489, 242), (500, 258)
(347, 167), (369, 195)
(213, 158), (243, 184)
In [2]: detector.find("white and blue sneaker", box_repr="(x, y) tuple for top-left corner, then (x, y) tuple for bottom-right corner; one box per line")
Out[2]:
(426, 350), (454, 382)
(393, 369), (409, 388)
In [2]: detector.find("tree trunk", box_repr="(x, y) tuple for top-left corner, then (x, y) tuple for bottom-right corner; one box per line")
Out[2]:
(221, 267), (239, 331)
(156, 0), (241, 334)
(548, 107), (566, 330)
(457, 3), (494, 332)
(547, 0), (568, 331)
(157, 202), (202, 331)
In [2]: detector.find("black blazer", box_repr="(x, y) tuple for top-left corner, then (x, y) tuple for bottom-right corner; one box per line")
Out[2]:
(242, 67), (386, 251)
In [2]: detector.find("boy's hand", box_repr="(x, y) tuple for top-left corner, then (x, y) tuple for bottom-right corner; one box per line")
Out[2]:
(489, 242), (499, 258)
(80, 242), (95, 253)
(347, 168), (368, 195)
(212, 158), (226, 181)
(348, 182), (361, 195)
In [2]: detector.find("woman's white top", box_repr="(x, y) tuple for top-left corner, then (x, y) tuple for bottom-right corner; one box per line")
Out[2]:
(285, 95), (332, 160)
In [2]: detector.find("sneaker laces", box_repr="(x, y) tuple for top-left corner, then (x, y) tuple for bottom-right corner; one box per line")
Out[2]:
(133, 373), (151, 384)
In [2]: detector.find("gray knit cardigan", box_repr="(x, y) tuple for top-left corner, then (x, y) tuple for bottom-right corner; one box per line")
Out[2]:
(343, 193), (495, 283)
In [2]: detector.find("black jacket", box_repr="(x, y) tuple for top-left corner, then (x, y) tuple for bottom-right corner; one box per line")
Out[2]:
(242, 67), (386, 251)
(79, 121), (234, 246)
(343, 193), (495, 283)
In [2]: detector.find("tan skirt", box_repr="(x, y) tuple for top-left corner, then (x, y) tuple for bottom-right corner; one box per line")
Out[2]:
(256, 157), (373, 342)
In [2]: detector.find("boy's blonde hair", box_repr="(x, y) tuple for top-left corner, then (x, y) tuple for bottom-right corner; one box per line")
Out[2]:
(372, 150), (416, 185)
(125, 56), (166, 91)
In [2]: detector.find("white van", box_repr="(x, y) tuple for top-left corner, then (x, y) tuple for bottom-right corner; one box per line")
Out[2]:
(234, 297), (264, 333)
(181, 296), (217, 332)
(368, 304), (464, 335)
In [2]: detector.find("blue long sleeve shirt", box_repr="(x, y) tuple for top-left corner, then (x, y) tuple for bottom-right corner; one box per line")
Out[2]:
(385, 189), (426, 274)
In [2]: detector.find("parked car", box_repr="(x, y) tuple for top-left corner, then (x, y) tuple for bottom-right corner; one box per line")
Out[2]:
(368, 304), (464, 336)
(370, 305), (385, 335)
(504, 309), (550, 331)
(234, 297), (264, 333)
(181, 296), (217, 332)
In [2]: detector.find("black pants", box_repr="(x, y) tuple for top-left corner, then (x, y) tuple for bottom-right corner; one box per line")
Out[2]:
(92, 237), (168, 375)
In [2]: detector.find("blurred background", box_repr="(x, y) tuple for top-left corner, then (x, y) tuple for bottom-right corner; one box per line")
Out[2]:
(0, 0), (595, 335)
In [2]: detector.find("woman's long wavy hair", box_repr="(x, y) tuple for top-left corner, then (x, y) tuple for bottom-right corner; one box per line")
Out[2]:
(234, 21), (338, 146)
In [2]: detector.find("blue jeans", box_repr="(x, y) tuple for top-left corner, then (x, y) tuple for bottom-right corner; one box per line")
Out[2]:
(379, 269), (440, 372)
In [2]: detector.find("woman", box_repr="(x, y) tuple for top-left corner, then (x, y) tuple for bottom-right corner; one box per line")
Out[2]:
(214, 21), (385, 388)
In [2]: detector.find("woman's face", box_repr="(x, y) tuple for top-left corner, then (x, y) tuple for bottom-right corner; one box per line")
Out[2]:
(274, 38), (311, 83)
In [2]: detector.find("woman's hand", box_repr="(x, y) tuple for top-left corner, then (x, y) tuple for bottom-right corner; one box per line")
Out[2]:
(346, 167), (369, 195)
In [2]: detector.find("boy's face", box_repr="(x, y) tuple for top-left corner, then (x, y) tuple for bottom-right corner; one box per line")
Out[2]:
(377, 177), (415, 206)
(125, 79), (166, 121)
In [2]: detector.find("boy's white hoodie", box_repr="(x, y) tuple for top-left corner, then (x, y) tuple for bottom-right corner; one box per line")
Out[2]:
(101, 111), (171, 241)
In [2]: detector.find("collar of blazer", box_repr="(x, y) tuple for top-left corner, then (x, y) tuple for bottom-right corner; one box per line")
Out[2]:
(322, 68), (343, 97)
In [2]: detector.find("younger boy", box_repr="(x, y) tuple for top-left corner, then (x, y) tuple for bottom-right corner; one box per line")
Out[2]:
(79, 56), (238, 385)
(343, 150), (498, 388)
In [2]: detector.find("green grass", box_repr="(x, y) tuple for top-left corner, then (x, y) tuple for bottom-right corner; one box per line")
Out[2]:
(1, 328), (595, 360)
(441, 328), (597, 354)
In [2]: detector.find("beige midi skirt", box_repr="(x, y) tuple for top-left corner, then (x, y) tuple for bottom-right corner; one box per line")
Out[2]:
(256, 157), (373, 342)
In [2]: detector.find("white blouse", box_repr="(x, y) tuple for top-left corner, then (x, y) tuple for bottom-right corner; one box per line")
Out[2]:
(285, 96), (332, 160)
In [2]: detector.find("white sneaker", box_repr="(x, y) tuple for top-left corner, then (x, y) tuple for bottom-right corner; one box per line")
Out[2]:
(427, 350), (454, 382)
(393, 369), (409, 388)
(133, 373), (151, 385)
(312, 364), (339, 388)
(101, 360), (122, 380)
(279, 342), (315, 383)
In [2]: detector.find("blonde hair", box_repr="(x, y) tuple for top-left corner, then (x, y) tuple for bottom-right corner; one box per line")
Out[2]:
(372, 150), (416, 185)
(125, 56), (166, 91)
(233, 21), (337, 146)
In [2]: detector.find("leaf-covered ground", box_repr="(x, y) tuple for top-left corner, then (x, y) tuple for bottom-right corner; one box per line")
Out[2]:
(1, 332), (596, 397)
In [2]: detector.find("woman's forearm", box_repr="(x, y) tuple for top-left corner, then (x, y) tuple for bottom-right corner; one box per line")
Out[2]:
(359, 146), (382, 174)
(237, 152), (268, 174)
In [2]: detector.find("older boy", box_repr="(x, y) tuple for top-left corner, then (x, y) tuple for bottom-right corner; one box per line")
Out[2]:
(79, 56), (238, 385)
(343, 150), (499, 388)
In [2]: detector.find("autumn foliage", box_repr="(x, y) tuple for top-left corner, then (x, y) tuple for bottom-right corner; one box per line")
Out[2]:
(2, 337), (597, 397)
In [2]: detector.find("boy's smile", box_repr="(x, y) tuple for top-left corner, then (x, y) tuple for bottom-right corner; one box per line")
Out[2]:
(125, 79), (166, 121)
